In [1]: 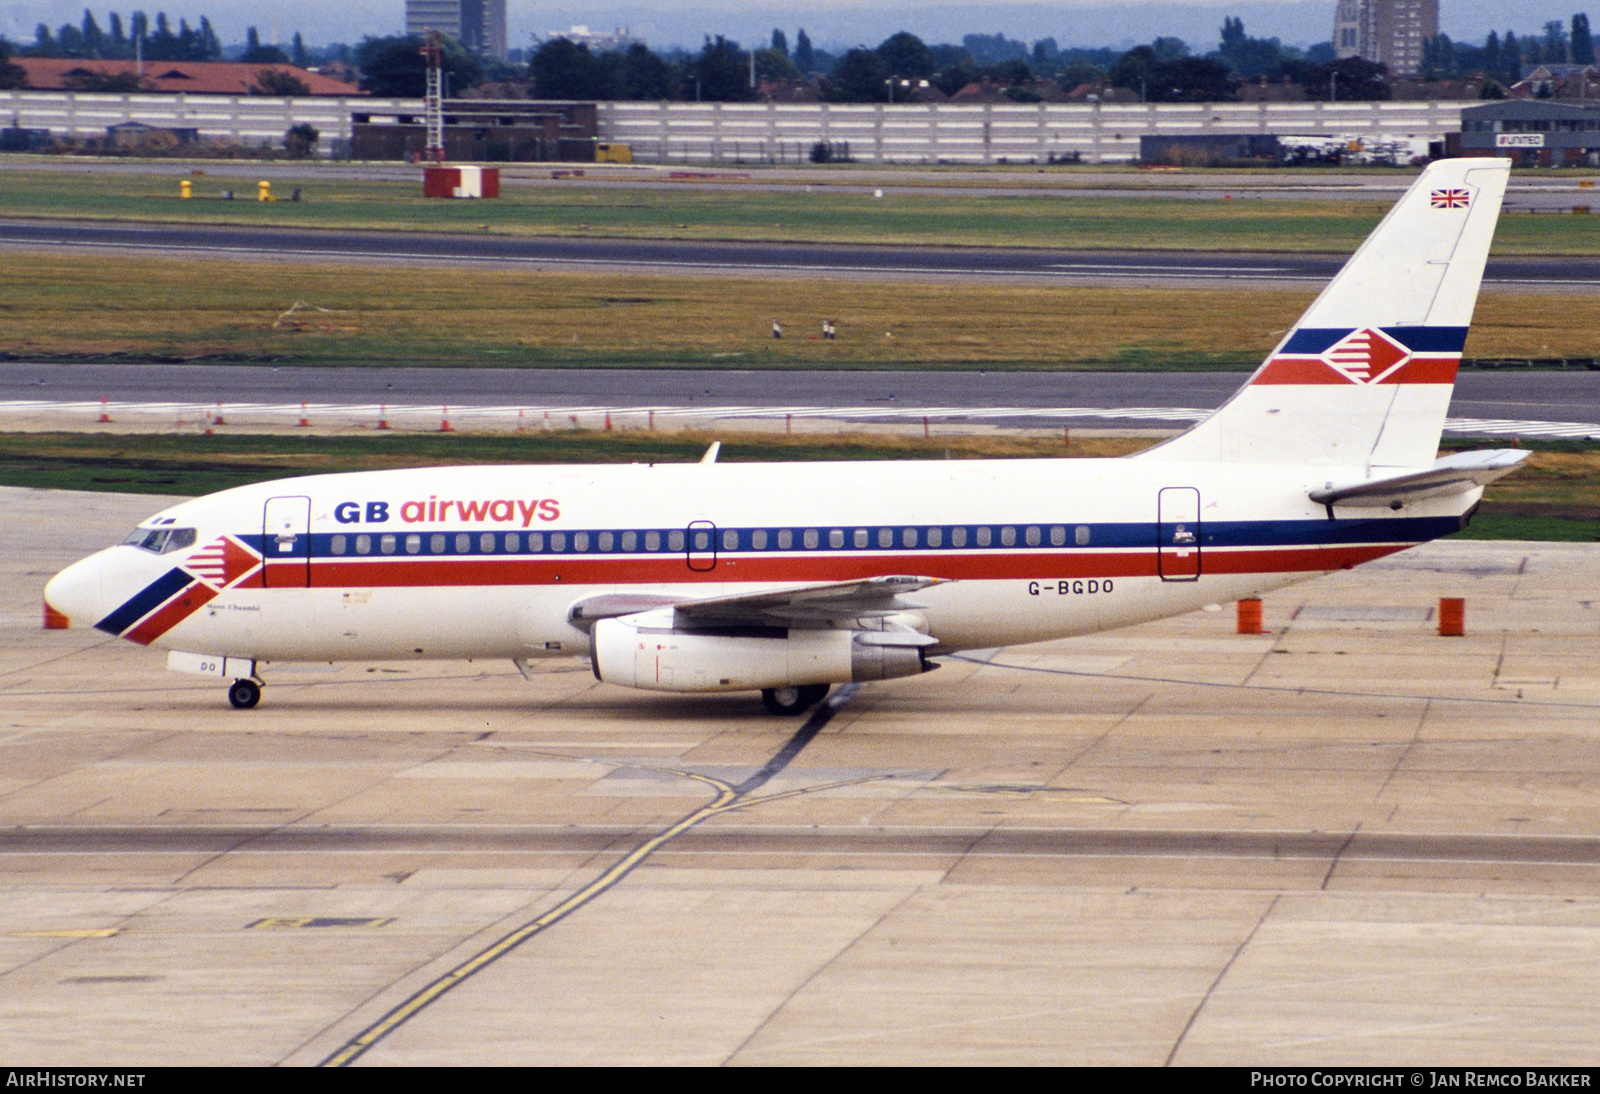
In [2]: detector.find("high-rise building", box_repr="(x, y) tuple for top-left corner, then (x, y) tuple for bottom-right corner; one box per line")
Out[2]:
(405, 0), (507, 60)
(1332, 0), (1438, 77)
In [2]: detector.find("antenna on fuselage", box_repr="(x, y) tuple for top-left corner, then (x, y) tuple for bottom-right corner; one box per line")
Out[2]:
(699, 442), (720, 464)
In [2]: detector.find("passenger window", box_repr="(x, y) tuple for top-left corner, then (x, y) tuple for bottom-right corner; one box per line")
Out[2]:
(645, 531), (661, 551)
(356, 534), (371, 555)
(951, 527), (968, 547)
(431, 533), (446, 553)
(480, 532), (495, 553)
(853, 529), (869, 549)
(976, 527), (992, 547)
(778, 529), (793, 549)
(1025, 526), (1040, 546)
(405, 534), (421, 554)
(877, 528), (892, 548)
(1050, 526), (1066, 546)
(722, 529), (738, 551)
(803, 529), (819, 549)
(380, 534), (396, 554)
(902, 528), (918, 547)
(621, 531), (636, 551)
(331, 534), (346, 555)
(751, 529), (768, 550)
(927, 527), (943, 547)
(667, 530), (684, 551)
(1001, 527), (1016, 546)
(1075, 525), (1091, 546)
(455, 533), (470, 553)
(828, 529), (844, 548)
(693, 530), (709, 551)
(550, 532), (566, 552)
(529, 532), (544, 552)
(574, 532), (590, 551)
(506, 533), (520, 552)
(597, 531), (613, 551)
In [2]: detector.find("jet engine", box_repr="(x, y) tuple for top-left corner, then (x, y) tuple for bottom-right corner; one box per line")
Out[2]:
(590, 609), (934, 693)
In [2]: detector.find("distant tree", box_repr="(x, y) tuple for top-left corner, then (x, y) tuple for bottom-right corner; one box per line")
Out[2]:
(687, 36), (755, 101)
(1304, 56), (1389, 101)
(1574, 14), (1595, 65)
(771, 29), (787, 57)
(358, 34), (483, 98)
(1113, 44), (1233, 101)
(252, 69), (311, 96)
(291, 32), (309, 68)
(530, 38), (612, 98)
(1030, 37), (1060, 74)
(931, 56), (977, 96)
(984, 58), (1033, 85)
(0, 40), (28, 89)
(824, 47), (889, 101)
(1218, 17), (1285, 78)
(962, 32), (1026, 64)
(1545, 19), (1570, 62)
(1502, 31), (1523, 83)
(108, 13), (125, 46)
(877, 31), (934, 78)
(1110, 45), (1161, 97)
(755, 48), (800, 81)
(81, 11), (105, 57)
(613, 43), (674, 99)
(242, 27), (289, 64)
(284, 122), (319, 157)
(793, 28), (814, 72)
(1150, 37), (1190, 63)
(1056, 61), (1105, 92)
(1303, 41), (1337, 65)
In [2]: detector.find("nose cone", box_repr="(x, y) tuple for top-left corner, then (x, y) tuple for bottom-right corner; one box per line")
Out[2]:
(43, 552), (107, 630)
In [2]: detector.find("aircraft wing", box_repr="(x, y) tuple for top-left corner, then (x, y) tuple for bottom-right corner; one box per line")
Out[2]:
(1310, 449), (1529, 508)
(567, 576), (943, 630)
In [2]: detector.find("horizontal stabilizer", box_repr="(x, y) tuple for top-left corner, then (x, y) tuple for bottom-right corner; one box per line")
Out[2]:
(1310, 449), (1529, 508)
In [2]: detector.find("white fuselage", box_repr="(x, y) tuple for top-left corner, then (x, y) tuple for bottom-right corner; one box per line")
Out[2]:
(45, 457), (1477, 665)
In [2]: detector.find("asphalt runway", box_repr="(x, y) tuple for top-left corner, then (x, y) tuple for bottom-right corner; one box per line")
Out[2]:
(3, 364), (1599, 438)
(0, 218), (1594, 288)
(5, 487), (1600, 1063)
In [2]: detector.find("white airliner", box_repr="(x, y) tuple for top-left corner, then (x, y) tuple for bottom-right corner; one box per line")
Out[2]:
(44, 159), (1523, 714)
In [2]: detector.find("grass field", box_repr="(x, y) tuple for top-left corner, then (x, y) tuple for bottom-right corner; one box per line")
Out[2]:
(2, 432), (1593, 542)
(0, 252), (1589, 370)
(0, 166), (1592, 255)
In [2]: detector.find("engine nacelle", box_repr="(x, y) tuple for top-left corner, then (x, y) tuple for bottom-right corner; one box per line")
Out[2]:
(591, 614), (930, 693)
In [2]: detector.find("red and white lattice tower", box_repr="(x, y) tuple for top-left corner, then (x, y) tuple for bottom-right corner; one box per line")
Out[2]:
(421, 30), (445, 164)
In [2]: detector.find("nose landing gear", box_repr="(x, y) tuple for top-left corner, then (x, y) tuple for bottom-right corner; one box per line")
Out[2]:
(228, 677), (262, 709)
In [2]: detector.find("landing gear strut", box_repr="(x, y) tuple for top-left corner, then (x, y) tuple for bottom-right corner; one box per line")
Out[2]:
(761, 683), (829, 716)
(228, 678), (262, 709)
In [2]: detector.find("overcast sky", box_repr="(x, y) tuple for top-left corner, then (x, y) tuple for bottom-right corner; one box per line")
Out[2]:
(0, 1), (1583, 53)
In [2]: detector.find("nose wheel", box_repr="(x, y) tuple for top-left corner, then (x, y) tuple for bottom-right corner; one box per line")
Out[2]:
(761, 683), (829, 716)
(228, 678), (262, 709)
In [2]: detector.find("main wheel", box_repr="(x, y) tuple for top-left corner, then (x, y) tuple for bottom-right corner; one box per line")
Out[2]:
(228, 678), (261, 709)
(761, 683), (829, 716)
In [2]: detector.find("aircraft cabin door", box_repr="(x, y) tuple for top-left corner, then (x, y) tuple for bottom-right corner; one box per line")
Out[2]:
(686, 520), (717, 572)
(262, 495), (312, 588)
(1157, 487), (1201, 582)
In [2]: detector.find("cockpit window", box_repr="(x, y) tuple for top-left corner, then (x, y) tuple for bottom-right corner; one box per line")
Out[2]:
(122, 527), (197, 554)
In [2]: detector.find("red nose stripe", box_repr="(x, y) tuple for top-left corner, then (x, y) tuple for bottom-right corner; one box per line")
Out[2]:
(122, 582), (217, 646)
(42, 601), (69, 629)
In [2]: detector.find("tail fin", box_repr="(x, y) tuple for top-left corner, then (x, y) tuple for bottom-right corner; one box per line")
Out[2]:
(1142, 158), (1510, 469)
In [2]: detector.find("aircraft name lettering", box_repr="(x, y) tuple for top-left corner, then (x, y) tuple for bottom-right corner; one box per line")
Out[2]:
(332, 497), (561, 527)
(1028, 580), (1113, 596)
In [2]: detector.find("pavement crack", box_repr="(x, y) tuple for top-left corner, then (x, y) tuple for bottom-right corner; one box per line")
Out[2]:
(1163, 892), (1280, 1067)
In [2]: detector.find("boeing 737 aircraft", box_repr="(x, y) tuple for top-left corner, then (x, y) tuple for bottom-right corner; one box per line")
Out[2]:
(44, 159), (1523, 714)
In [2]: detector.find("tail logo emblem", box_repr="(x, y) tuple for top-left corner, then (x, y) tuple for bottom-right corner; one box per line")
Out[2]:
(1431, 188), (1471, 209)
(1322, 327), (1412, 384)
(183, 536), (261, 589)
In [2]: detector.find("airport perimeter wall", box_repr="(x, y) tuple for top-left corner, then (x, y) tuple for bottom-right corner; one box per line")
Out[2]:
(0, 91), (1460, 164)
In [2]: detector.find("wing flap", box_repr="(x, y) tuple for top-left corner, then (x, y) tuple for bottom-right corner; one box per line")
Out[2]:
(677, 575), (943, 623)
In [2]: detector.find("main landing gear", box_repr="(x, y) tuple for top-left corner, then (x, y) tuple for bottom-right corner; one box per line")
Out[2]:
(761, 683), (829, 716)
(228, 677), (262, 709)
